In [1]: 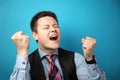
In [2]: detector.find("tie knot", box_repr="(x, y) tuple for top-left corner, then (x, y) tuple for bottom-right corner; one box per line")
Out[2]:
(45, 54), (57, 63)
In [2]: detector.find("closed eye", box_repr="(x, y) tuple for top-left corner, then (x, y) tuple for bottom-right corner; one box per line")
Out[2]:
(53, 24), (59, 28)
(42, 25), (50, 29)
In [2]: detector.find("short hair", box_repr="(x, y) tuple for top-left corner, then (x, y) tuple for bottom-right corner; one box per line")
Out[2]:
(30, 11), (58, 32)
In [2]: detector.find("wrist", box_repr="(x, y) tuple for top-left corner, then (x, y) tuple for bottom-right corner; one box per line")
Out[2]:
(85, 55), (96, 64)
(85, 56), (93, 61)
(17, 49), (28, 57)
(85, 54), (93, 61)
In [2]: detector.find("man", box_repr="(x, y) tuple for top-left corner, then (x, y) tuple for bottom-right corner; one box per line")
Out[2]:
(10, 11), (106, 80)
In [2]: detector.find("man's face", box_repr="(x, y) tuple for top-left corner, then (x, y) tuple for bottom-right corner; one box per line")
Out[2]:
(32, 16), (60, 52)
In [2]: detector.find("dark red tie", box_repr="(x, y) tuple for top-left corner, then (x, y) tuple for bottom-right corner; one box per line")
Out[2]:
(45, 55), (62, 80)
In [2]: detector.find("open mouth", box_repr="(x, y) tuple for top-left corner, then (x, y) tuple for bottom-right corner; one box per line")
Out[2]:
(49, 34), (58, 41)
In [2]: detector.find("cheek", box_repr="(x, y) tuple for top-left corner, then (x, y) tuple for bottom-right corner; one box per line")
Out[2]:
(38, 31), (48, 41)
(38, 35), (47, 45)
(56, 28), (60, 32)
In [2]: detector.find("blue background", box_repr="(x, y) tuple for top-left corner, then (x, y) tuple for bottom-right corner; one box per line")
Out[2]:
(0, 0), (120, 80)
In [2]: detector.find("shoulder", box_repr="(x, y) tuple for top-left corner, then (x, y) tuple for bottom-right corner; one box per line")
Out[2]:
(74, 52), (85, 66)
(58, 48), (75, 58)
(59, 48), (84, 58)
(29, 49), (39, 58)
(58, 48), (74, 54)
(74, 52), (84, 59)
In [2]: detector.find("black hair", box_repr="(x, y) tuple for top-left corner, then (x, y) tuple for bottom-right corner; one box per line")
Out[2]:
(30, 11), (58, 32)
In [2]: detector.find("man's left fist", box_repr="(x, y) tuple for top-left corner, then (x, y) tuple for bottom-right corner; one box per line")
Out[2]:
(81, 36), (96, 61)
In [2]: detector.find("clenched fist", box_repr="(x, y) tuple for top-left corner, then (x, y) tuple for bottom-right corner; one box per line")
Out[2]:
(82, 36), (96, 61)
(11, 31), (30, 57)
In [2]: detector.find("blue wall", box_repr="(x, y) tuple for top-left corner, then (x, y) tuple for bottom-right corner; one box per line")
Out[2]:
(0, 0), (120, 80)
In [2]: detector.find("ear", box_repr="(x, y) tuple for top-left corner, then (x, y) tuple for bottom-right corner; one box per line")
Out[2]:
(32, 32), (38, 40)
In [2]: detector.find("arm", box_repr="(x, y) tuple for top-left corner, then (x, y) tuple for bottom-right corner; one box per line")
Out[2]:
(10, 55), (31, 80)
(75, 53), (106, 80)
(75, 36), (106, 80)
(10, 31), (31, 80)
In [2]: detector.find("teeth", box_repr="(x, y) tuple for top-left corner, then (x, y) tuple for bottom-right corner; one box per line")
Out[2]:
(51, 34), (57, 37)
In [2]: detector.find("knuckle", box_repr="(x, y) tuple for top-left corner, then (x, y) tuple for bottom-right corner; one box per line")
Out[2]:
(11, 36), (14, 40)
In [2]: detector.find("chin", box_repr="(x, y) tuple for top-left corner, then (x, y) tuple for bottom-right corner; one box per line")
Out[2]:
(50, 44), (59, 49)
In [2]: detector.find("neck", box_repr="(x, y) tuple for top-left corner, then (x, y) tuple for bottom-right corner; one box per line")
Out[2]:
(39, 47), (57, 54)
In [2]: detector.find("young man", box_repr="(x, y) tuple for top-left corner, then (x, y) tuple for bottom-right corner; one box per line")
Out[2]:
(10, 11), (106, 80)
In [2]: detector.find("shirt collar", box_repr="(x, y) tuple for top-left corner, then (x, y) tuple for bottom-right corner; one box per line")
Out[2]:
(38, 48), (58, 58)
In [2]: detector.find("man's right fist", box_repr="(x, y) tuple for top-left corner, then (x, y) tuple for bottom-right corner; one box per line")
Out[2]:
(11, 31), (30, 57)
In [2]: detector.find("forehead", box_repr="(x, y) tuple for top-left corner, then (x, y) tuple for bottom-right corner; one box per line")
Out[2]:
(37, 16), (58, 25)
